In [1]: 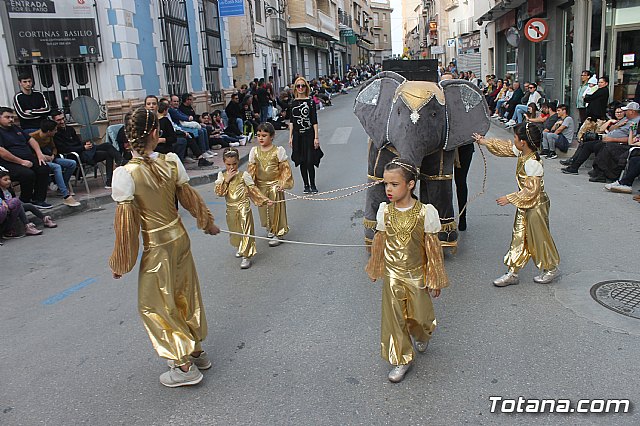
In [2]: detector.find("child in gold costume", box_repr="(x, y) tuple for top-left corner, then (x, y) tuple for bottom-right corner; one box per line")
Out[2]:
(473, 123), (560, 287)
(215, 148), (272, 269)
(248, 122), (294, 247)
(109, 108), (220, 388)
(366, 159), (449, 383)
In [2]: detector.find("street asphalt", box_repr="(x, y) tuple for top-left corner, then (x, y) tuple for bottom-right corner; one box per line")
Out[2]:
(1, 91), (639, 425)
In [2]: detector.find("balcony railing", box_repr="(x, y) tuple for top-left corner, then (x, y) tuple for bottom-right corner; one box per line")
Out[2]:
(269, 17), (287, 42)
(338, 10), (352, 28)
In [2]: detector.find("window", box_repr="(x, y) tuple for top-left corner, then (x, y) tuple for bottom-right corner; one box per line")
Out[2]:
(15, 63), (101, 117)
(384, 34), (388, 43)
(201, 0), (224, 103)
(373, 12), (379, 27)
(158, 0), (192, 95)
(383, 13), (386, 21)
(255, 0), (262, 23)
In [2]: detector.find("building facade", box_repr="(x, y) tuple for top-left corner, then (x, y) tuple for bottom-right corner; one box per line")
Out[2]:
(370, 0), (393, 63)
(0, 0), (234, 117)
(476, 0), (640, 109)
(442, 0), (481, 75)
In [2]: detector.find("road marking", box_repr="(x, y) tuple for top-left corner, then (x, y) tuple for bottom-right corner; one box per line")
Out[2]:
(42, 278), (98, 306)
(327, 127), (352, 144)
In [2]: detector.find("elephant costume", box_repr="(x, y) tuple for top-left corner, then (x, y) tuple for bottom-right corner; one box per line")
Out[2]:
(354, 71), (490, 248)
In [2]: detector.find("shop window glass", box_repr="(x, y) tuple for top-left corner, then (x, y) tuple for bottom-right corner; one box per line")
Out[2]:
(38, 65), (54, 88)
(563, 6), (574, 105)
(57, 64), (70, 87)
(74, 64), (89, 86)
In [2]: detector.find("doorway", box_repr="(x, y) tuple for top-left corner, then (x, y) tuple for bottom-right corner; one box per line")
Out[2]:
(610, 27), (640, 102)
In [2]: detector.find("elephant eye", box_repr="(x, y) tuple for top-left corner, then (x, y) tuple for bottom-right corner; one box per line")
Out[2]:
(431, 112), (437, 117)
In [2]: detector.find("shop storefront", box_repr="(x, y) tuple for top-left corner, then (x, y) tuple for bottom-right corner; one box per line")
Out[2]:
(457, 32), (481, 76)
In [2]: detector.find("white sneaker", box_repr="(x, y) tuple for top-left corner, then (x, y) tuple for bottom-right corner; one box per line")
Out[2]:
(493, 271), (519, 287)
(388, 363), (412, 383)
(491, 113), (499, 118)
(48, 182), (58, 192)
(202, 152), (215, 159)
(183, 156), (196, 164)
(504, 120), (516, 128)
(268, 236), (282, 247)
(229, 142), (240, 147)
(239, 137), (247, 146)
(240, 257), (251, 269)
(533, 268), (559, 284)
(606, 181), (632, 194)
(159, 363), (203, 388)
(235, 251), (242, 258)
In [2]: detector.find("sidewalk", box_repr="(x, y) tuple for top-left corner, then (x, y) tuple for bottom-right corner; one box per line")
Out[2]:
(40, 134), (284, 220)
(488, 116), (579, 157)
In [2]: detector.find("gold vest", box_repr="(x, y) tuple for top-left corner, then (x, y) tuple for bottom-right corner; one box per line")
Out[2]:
(384, 201), (428, 278)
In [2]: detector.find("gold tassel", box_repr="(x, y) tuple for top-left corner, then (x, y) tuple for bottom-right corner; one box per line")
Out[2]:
(363, 218), (378, 230)
(425, 233), (449, 289)
(278, 161), (294, 190)
(440, 220), (457, 232)
(176, 184), (215, 230)
(365, 232), (386, 280)
(109, 202), (140, 276)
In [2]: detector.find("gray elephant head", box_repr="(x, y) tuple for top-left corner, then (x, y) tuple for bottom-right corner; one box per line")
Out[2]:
(354, 71), (490, 168)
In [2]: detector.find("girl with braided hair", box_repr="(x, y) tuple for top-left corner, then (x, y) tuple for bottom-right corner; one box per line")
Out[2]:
(365, 158), (449, 383)
(473, 123), (560, 287)
(109, 107), (220, 388)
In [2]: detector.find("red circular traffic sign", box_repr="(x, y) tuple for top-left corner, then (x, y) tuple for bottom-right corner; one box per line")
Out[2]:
(524, 18), (548, 42)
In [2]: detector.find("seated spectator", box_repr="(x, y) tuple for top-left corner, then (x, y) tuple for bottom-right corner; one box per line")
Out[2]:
(528, 101), (554, 130)
(212, 110), (245, 147)
(562, 101), (640, 175)
(30, 119), (80, 207)
(524, 102), (540, 122)
(168, 94), (208, 155)
(511, 82), (541, 125)
(541, 104), (574, 159)
(0, 107), (52, 208)
(492, 84), (513, 119)
(225, 92), (245, 136)
(158, 101), (212, 167)
(590, 104), (640, 182)
(485, 79), (503, 114)
(502, 82), (525, 123)
(179, 93), (200, 123)
(1, 167), (56, 239)
(241, 100), (259, 136)
(604, 131), (640, 193)
(597, 106), (625, 133)
(13, 73), (51, 134)
(52, 110), (123, 189)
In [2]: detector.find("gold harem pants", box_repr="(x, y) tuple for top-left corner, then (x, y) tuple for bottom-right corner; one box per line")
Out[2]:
(257, 181), (289, 237)
(139, 221), (207, 366)
(226, 202), (257, 258)
(504, 199), (560, 272)
(381, 269), (436, 366)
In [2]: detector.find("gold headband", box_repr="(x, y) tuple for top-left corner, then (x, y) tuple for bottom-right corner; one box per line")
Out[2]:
(389, 158), (418, 178)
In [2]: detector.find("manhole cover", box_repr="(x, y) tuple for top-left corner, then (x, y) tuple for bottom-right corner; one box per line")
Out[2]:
(590, 280), (640, 320)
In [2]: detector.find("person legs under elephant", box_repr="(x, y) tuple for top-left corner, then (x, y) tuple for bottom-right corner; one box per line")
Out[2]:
(454, 144), (474, 231)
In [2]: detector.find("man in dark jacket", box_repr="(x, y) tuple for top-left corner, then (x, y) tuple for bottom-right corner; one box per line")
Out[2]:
(52, 111), (122, 188)
(0, 106), (51, 207)
(225, 93), (244, 135)
(502, 82), (525, 121)
(13, 73), (51, 134)
(178, 93), (199, 122)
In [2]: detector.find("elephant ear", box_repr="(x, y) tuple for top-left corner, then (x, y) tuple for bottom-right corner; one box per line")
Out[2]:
(440, 79), (490, 151)
(354, 71), (406, 144)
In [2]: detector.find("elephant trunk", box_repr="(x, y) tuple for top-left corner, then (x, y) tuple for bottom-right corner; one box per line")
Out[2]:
(419, 150), (458, 243)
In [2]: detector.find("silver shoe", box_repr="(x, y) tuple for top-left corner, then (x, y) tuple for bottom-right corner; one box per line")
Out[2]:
(414, 340), (429, 353)
(533, 268), (559, 284)
(268, 236), (282, 247)
(388, 363), (412, 383)
(493, 271), (519, 287)
(159, 363), (203, 388)
(235, 252), (242, 258)
(267, 232), (275, 238)
(167, 351), (212, 370)
(240, 257), (251, 269)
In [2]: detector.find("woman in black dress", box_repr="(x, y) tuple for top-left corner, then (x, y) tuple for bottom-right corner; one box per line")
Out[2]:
(289, 77), (322, 194)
